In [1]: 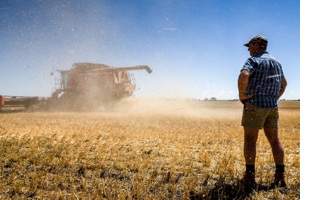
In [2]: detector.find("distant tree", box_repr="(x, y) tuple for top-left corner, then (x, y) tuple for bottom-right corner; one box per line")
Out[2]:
(210, 97), (218, 101)
(204, 98), (209, 101)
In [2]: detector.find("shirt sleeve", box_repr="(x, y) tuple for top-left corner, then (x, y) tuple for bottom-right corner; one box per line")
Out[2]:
(241, 58), (255, 73)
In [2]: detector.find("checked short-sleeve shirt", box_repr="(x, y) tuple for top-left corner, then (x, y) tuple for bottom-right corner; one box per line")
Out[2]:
(241, 51), (285, 108)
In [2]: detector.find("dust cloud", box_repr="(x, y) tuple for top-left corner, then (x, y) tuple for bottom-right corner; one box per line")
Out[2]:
(98, 98), (242, 119)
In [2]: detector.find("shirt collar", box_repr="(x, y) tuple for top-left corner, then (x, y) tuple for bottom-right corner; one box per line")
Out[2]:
(253, 51), (268, 57)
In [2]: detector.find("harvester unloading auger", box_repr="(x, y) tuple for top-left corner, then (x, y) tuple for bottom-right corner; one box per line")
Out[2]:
(0, 63), (152, 112)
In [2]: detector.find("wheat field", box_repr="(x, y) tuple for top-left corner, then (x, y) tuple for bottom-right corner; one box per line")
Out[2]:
(0, 99), (300, 199)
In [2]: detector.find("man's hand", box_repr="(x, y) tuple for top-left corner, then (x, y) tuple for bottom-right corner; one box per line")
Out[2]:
(239, 94), (253, 104)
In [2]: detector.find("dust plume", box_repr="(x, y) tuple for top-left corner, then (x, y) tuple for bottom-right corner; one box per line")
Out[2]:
(99, 98), (242, 119)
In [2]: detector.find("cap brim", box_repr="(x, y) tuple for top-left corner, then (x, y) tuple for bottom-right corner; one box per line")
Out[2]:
(244, 43), (249, 47)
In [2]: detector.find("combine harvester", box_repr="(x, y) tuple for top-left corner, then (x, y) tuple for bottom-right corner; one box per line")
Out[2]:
(0, 63), (152, 112)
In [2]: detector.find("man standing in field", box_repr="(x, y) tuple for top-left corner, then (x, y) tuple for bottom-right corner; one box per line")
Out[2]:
(238, 35), (288, 189)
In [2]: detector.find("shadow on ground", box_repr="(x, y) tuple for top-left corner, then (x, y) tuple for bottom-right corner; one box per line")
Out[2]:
(189, 178), (298, 200)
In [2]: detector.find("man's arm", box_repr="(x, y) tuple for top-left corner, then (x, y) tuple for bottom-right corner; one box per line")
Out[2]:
(278, 77), (287, 99)
(238, 69), (253, 104)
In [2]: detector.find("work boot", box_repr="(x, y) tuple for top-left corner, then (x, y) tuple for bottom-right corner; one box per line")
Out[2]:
(272, 173), (287, 188)
(242, 172), (256, 191)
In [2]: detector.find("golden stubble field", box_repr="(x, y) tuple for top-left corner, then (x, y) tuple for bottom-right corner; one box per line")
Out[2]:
(0, 99), (300, 199)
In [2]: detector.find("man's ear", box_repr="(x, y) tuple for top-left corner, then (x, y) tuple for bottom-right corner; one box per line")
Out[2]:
(254, 43), (260, 49)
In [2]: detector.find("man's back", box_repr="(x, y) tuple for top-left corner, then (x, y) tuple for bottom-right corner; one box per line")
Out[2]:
(242, 51), (285, 108)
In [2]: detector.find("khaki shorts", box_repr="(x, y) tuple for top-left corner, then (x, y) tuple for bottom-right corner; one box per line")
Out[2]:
(241, 102), (279, 130)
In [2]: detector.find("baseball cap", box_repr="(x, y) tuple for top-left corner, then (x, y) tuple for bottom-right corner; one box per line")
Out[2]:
(244, 35), (268, 48)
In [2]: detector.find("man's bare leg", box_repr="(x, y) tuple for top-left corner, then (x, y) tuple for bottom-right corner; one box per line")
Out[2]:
(242, 126), (259, 189)
(244, 126), (259, 165)
(264, 127), (286, 187)
(264, 127), (284, 165)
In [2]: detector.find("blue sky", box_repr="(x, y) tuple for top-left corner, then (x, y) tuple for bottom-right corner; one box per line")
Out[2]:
(0, 0), (300, 100)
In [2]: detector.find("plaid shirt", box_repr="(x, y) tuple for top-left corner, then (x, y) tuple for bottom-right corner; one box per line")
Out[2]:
(241, 51), (284, 108)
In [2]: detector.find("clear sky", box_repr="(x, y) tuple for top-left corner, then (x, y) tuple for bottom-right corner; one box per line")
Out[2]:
(0, 0), (300, 100)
